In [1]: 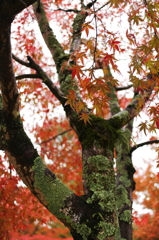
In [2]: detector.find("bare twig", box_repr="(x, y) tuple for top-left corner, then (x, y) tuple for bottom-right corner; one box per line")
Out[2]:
(26, 56), (66, 105)
(40, 128), (72, 144)
(13, 53), (66, 105)
(55, 8), (79, 13)
(15, 73), (40, 80)
(12, 53), (31, 68)
(95, 1), (110, 13)
(116, 84), (133, 91)
(130, 139), (159, 153)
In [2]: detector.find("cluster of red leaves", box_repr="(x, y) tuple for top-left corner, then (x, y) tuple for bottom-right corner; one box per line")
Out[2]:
(133, 164), (159, 239)
(34, 117), (83, 195)
(0, 156), (71, 240)
(2, 0), (159, 239)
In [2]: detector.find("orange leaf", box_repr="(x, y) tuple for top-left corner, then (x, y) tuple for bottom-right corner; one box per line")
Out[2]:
(79, 112), (91, 125)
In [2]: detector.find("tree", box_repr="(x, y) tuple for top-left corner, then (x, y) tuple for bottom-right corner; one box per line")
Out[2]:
(1, 0), (159, 239)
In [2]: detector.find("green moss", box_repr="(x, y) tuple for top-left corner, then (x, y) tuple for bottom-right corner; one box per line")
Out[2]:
(119, 210), (131, 223)
(115, 185), (131, 209)
(87, 155), (112, 172)
(35, 2), (69, 72)
(47, 33), (69, 72)
(60, 74), (79, 95)
(33, 157), (72, 219)
(72, 12), (85, 34)
(84, 155), (116, 212)
(72, 223), (92, 240)
(119, 176), (131, 188)
(77, 115), (119, 150)
(97, 222), (115, 239)
(110, 110), (129, 129)
(79, 114), (131, 152)
(97, 221), (121, 240)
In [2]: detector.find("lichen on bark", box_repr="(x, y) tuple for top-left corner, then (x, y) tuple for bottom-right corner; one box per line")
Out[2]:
(33, 156), (73, 219)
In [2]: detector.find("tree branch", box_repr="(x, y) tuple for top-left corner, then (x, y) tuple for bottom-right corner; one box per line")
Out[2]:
(116, 84), (133, 91)
(12, 53), (31, 68)
(0, 22), (18, 114)
(70, 9), (87, 53)
(13, 53), (67, 105)
(40, 128), (72, 144)
(104, 66), (121, 116)
(86, 0), (98, 9)
(15, 73), (40, 80)
(130, 139), (159, 153)
(26, 56), (66, 105)
(69, 0), (98, 54)
(0, 0), (37, 20)
(55, 8), (79, 13)
(32, 1), (69, 73)
(95, 1), (110, 12)
(110, 74), (156, 129)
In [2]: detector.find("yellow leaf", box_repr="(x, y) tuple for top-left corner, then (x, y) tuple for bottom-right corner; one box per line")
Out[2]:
(79, 112), (91, 125)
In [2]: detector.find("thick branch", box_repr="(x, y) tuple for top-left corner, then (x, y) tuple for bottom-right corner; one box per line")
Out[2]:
(110, 75), (155, 129)
(131, 139), (159, 153)
(0, 2), (75, 226)
(70, 0), (97, 53)
(70, 14), (86, 53)
(0, 109), (92, 231)
(0, 22), (19, 114)
(104, 66), (121, 116)
(0, 0), (37, 20)
(33, 2), (68, 73)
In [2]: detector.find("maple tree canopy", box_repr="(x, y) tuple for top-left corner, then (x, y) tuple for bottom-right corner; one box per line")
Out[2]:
(1, 0), (159, 240)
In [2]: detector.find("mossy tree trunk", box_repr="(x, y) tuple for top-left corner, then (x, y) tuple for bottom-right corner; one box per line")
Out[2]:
(0, 1), (156, 240)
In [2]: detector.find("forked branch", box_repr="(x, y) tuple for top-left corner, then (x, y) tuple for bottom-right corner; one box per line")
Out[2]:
(110, 74), (156, 129)
(13, 54), (66, 105)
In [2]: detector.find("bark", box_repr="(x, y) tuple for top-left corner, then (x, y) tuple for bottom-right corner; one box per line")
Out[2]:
(105, 68), (136, 240)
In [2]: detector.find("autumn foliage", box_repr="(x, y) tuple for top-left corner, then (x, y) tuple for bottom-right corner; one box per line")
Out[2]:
(0, 155), (73, 239)
(133, 163), (159, 240)
(1, 0), (159, 240)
